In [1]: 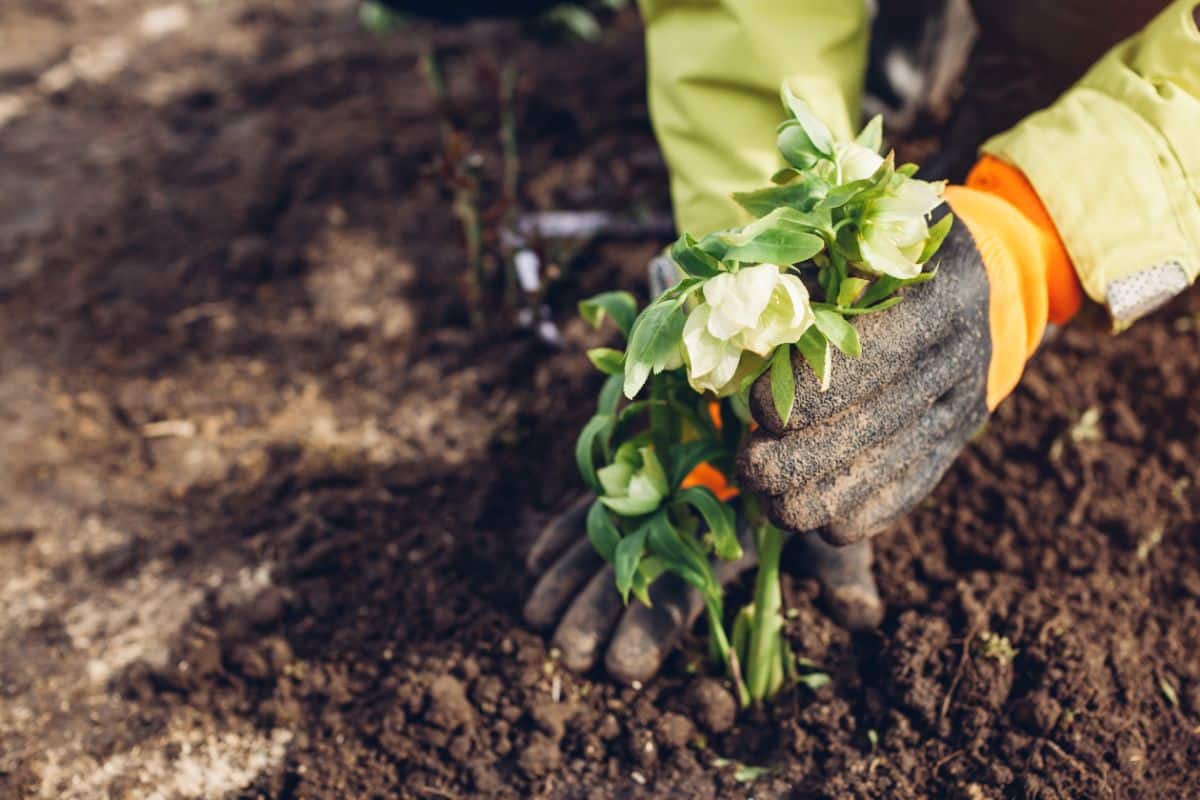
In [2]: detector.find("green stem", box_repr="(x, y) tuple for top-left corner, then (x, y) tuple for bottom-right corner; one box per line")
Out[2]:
(453, 195), (485, 328)
(704, 593), (750, 707)
(745, 523), (785, 704)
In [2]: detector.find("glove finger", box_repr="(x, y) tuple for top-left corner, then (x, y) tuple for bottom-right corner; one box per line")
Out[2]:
(825, 408), (970, 545)
(740, 328), (979, 497)
(762, 372), (985, 535)
(525, 495), (591, 573)
(523, 537), (603, 631)
(544, 524), (757, 679)
(796, 532), (883, 631)
(829, 376), (987, 543)
(604, 572), (703, 685)
(749, 224), (990, 435)
(551, 565), (624, 673)
(603, 522), (758, 684)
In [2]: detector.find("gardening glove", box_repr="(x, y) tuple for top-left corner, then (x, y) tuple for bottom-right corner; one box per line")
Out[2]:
(740, 157), (1083, 544)
(522, 499), (883, 682)
(522, 495), (756, 683)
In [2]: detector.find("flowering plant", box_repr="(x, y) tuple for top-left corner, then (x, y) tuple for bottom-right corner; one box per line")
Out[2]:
(575, 85), (951, 706)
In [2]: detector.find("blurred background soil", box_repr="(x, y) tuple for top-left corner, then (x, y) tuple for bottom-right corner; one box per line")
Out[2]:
(0, 1), (1198, 798)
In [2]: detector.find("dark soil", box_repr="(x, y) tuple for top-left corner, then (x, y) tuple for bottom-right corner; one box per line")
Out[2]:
(1, 2), (1198, 799)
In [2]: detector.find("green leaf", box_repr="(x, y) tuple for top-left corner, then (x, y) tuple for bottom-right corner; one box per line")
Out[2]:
(541, 4), (601, 40)
(677, 486), (741, 561)
(659, 275), (704, 302)
(644, 512), (711, 592)
(733, 765), (771, 783)
(717, 208), (826, 265)
(780, 84), (834, 155)
(836, 277), (870, 307)
(796, 671), (832, 691)
(817, 177), (874, 210)
(854, 275), (902, 308)
(917, 212), (954, 264)
(770, 167), (801, 185)
(639, 447), (671, 497)
(777, 124), (820, 170)
(796, 327), (831, 391)
(733, 351), (772, 395)
(834, 222), (862, 263)
(359, 1), (405, 34)
(587, 347), (625, 376)
(616, 398), (656, 426)
(638, 555), (667, 584)
(670, 234), (723, 279)
(575, 413), (614, 492)
(623, 300), (685, 398)
(586, 500), (621, 562)
(847, 151), (897, 206)
(769, 345), (795, 428)
(597, 374), (622, 416)
(853, 266), (938, 310)
(857, 296), (903, 314)
(897, 162), (920, 178)
(904, 268), (939, 285)
(668, 440), (731, 489)
(814, 296), (903, 316)
(630, 555), (666, 606)
(1160, 675), (1180, 708)
(614, 525), (647, 602)
(855, 114), (883, 153)
(732, 178), (822, 218)
(813, 309), (861, 357)
(579, 291), (637, 338)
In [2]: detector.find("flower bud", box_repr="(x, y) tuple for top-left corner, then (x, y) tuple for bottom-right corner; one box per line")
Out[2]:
(598, 444), (670, 517)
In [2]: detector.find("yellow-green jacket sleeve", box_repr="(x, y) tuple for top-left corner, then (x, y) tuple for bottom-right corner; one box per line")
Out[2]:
(983, 0), (1200, 324)
(638, 0), (869, 237)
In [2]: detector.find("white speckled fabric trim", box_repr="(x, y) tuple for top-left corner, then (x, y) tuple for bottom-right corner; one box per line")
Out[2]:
(1106, 261), (1189, 324)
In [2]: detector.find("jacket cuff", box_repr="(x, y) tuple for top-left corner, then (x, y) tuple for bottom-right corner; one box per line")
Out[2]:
(981, 0), (1200, 327)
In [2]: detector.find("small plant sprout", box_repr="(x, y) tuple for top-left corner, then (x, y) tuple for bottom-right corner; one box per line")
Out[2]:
(976, 631), (1018, 663)
(1159, 675), (1180, 708)
(573, 84), (951, 707)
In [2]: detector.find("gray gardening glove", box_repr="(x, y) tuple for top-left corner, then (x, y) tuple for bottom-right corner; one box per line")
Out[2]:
(739, 220), (992, 545)
(522, 499), (756, 683)
(522, 501), (883, 682)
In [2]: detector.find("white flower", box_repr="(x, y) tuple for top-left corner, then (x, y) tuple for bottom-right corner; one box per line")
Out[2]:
(682, 264), (814, 396)
(857, 178), (945, 279)
(819, 141), (947, 279)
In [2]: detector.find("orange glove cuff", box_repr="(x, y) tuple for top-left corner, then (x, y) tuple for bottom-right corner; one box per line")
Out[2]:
(965, 157), (1083, 326)
(944, 158), (1084, 409)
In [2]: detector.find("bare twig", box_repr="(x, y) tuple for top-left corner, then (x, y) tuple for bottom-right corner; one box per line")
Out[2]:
(499, 62), (521, 308)
(940, 623), (981, 720)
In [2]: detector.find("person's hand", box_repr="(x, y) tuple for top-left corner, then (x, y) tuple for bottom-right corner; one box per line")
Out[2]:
(741, 163), (1076, 545)
(522, 499), (886, 684)
(738, 218), (991, 544)
(522, 497), (756, 684)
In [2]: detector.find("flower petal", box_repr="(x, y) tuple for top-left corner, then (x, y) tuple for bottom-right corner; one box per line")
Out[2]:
(835, 141), (884, 182)
(859, 227), (922, 279)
